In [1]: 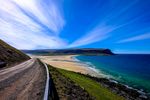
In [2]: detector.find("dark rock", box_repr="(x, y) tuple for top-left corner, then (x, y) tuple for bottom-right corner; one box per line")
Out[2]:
(0, 61), (7, 68)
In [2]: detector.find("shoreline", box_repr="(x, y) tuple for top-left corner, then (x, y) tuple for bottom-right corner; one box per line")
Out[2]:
(77, 72), (150, 100)
(31, 55), (150, 99)
(31, 55), (101, 77)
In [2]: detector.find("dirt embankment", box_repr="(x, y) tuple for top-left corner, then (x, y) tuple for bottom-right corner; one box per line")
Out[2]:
(0, 39), (30, 68)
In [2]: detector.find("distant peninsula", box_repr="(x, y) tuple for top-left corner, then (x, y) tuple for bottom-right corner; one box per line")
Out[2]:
(22, 48), (114, 55)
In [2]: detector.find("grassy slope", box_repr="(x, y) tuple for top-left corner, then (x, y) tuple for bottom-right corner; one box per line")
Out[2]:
(58, 68), (124, 100)
(47, 64), (95, 99)
(0, 39), (30, 67)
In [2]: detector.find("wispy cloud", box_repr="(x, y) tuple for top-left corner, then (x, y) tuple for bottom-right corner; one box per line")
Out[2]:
(69, 25), (114, 47)
(69, 16), (140, 48)
(69, 0), (141, 48)
(117, 33), (150, 43)
(0, 0), (66, 49)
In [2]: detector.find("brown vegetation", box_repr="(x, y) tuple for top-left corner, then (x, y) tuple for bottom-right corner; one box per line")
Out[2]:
(0, 39), (30, 68)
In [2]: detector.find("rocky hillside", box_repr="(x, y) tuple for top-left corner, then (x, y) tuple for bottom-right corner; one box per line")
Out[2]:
(0, 39), (30, 68)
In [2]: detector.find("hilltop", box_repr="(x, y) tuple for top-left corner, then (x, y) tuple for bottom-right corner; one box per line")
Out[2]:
(23, 48), (114, 55)
(0, 39), (30, 68)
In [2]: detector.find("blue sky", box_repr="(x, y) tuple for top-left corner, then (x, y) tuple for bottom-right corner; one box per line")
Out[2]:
(0, 0), (150, 53)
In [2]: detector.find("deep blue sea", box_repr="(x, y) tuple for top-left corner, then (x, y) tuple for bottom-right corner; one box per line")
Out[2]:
(76, 54), (150, 93)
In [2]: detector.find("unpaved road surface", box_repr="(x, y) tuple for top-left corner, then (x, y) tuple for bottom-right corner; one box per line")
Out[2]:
(0, 59), (47, 100)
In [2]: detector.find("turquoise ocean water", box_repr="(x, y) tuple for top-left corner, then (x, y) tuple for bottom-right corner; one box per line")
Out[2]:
(76, 54), (150, 93)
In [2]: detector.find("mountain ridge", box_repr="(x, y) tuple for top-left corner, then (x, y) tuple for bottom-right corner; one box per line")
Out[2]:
(22, 48), (114, 55)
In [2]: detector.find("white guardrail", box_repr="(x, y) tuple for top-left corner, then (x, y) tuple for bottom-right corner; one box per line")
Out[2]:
(43, 63), (50, 100)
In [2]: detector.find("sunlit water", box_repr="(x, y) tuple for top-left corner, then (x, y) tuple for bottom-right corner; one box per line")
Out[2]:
(76, 54), (150, 93)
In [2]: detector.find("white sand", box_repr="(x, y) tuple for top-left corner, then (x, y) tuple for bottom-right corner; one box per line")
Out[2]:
(31, 55), (100, 76)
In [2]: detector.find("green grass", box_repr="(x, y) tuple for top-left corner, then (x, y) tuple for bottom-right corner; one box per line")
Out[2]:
(57, 68), (124, 100)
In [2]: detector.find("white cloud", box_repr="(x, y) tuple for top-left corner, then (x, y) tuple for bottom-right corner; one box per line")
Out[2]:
(117, 33), (150, 43)
(69, 14), (143, 48)
(68, 0), (143, 48)
(69, 25), (113, 47)
(0, 0), (66, 49)
(69, 21), (130, 48)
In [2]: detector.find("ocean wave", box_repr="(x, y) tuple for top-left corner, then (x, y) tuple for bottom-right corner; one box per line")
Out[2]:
(74, 56), (113, 78)
(74, 56), (150, 98)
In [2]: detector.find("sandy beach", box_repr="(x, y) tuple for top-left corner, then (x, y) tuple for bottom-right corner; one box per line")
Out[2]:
(31, 55), (100, 76)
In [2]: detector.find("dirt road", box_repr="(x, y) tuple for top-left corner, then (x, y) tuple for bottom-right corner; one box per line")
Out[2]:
(0, 59), (47, 100)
